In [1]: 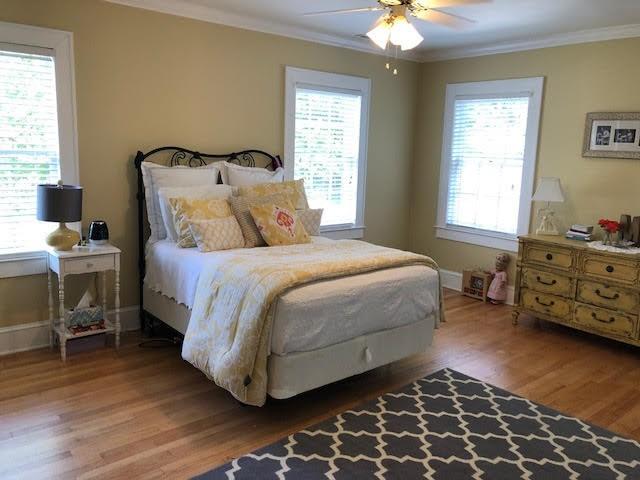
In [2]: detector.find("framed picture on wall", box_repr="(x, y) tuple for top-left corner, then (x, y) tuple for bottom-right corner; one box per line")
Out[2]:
(583, 112), (640, 159)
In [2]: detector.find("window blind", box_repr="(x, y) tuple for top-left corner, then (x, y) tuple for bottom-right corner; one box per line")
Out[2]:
(0, 48), (60, 252)
(294, 87), (362, 227)
(446, 95), (530, 235)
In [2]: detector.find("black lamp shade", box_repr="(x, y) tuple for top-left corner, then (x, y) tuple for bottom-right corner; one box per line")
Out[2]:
(37, 184), (83, 222)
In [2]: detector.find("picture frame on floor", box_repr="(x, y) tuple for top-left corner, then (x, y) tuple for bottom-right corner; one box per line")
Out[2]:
(583, 112), (640, 159)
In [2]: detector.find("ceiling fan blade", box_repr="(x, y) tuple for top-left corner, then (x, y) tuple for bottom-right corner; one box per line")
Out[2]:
(413, 8), (475, 29)
(303, 6), (384, 17)
(413, 0), (490, 8)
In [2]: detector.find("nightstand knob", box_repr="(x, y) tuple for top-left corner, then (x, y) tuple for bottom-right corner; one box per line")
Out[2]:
(545, 253), (553, 261)
(606, 265), (614, 273)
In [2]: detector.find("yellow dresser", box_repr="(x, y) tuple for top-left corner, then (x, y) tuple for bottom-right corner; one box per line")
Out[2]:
(513, 235), (640, 346)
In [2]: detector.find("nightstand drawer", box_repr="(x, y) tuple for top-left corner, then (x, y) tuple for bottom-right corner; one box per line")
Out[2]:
(577, 280), (639, 313)
(521, 289), (572, 321)
(64, 255), (115, 274)
(573, 303), (637, 340)
(524, 244), (573, 270)
(521, 267), (573, 297)
(581, 254), (638, 285)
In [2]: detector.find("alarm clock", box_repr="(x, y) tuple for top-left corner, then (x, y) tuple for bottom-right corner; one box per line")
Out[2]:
(88, 220), (109, 245)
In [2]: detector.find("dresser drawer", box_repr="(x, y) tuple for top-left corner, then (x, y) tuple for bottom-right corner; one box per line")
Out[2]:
(523, 244), (573, 270)
(64, 254), (115, 274)
(576, 280), (639, 313)
(521, 288), (572, 321)
(573, 303), (638, 340)
(521, 267), (573, 298)
(581, 254), (638, 285)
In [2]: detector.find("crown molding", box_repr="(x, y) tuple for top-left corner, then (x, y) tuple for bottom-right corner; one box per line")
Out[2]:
(421, 23), (640, 62)
(103, 1), (640, 64)
(105, 0), (423, 62)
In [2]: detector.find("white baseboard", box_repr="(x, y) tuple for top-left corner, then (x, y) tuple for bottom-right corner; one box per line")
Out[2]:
(441, 269), (515, 306)
(0, 305), (140, 356)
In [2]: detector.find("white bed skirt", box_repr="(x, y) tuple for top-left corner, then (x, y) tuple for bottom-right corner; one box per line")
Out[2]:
(267, 316), (435, 399)
(143, 286), (436, 399)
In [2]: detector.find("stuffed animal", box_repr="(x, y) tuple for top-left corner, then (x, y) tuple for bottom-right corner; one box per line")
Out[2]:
(488, 253), (510, 304)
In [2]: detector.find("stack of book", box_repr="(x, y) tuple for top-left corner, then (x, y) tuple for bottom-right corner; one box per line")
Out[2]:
(566, 224), (594, 241)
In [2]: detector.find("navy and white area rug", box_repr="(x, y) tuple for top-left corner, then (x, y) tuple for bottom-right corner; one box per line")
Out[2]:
(195, 369), (640, 479)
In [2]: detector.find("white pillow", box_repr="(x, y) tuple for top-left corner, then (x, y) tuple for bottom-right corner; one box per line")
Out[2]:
(158, 184), (234, 242)
(221, 161), (284, 187)
(140, 162), (220, 243)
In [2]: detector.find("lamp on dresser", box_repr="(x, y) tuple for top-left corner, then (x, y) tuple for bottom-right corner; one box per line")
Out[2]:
(532, 177), (565, 235)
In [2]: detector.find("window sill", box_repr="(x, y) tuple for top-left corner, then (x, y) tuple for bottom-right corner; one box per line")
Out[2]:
(435, 225), (519, 252)
(0, 250), (47, 279)
(320, 225), (365, 240)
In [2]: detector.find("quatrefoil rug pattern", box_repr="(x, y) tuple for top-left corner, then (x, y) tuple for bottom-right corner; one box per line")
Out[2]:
(195, 369), (640, 479)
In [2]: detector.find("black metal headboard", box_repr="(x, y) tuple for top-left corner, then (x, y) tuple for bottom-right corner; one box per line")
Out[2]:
(133, 146), (283, 331)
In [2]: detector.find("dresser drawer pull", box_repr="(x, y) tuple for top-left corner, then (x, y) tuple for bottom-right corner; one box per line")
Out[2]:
(591, 312), (616, 324)
(535, 296), (555, 307)
(606, 265), (615, 273)
(536, 276), (557, 286)
(595, 289), (620, 300)
(86, 262), (94, 268)
(545, 253), (553, 261)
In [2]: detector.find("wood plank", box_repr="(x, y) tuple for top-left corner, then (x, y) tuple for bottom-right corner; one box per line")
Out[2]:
(1, 290), (639, 479)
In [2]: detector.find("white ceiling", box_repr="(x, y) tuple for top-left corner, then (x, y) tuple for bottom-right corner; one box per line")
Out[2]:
(111, 0), (640, 61)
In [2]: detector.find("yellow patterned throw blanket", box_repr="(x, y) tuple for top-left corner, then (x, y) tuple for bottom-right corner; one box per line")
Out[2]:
(182, 239), (443, 406)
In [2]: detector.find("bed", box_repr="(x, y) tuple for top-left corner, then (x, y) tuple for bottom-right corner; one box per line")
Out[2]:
(134, 147), (441, 404)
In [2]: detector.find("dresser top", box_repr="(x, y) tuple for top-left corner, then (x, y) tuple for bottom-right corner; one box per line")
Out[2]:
(519, 235), (640, 256)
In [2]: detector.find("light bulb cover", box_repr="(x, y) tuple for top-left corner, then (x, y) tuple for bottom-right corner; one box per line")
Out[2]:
(366, 15), (391, 50)
(389, 15), (424, 51)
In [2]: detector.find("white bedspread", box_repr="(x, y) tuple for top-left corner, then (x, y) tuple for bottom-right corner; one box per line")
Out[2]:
(145, 239), (439, 355)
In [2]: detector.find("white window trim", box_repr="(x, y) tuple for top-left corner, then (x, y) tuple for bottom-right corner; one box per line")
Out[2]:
(284, 66), (370, 240)
(0, 21), (79, 277)
(435, 77), (544, 252)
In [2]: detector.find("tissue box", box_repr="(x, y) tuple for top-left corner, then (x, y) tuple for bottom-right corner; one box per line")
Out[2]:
(65, 305), (104, 328)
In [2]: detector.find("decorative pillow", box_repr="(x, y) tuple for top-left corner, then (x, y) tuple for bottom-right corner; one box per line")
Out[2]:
(169, 197), (232, 248)
(249, 203), (310, 246)
(158, 184), (234, 242)
(229, 193), (294, 248)
(222, 161), (284, 187)
(188, 217), (245, 252)
(140, 162), (220, 243)
(297, 208), (323, 236)
(237, 179), (309, 210)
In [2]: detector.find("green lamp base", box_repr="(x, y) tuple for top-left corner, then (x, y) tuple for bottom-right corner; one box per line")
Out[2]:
(46, 222), (80, 251)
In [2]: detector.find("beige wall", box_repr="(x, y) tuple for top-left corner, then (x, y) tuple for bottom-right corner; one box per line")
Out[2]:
(411, 37), (640, 283)
(0, 0), (419, 327)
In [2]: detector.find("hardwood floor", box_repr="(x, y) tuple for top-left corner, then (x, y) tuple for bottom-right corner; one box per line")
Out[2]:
(2, 290), (640, 479)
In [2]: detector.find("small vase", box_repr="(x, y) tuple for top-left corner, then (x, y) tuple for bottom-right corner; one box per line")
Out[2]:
(603, 231), (614, 246)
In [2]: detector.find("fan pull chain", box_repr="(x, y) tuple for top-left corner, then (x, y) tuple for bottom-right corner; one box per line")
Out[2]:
(384, 45), (399, 76)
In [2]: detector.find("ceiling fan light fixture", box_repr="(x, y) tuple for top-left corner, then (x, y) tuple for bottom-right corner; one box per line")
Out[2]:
(366, 15), (392, 49)
(389, 15), (424, 50)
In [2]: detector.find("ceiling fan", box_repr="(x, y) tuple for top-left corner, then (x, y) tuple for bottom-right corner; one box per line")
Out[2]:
(304, 0), (490, 51)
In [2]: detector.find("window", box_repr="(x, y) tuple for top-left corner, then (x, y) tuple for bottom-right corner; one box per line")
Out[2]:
(436, 78), (544, 252)
(0, 22), (78, 277)
(285, 67), (370, 239)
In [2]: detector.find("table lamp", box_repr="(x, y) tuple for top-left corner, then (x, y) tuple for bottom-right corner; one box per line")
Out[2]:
(531, 177), (564, 235)
(37, 181), (83, 251)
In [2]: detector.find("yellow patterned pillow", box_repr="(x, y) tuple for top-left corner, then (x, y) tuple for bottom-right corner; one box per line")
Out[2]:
(169, 197), (232, 248)
(188, 217), (245, 252)
(249, 203), (310, 246)
(237, 179), (308, 210)
(229, 193), (295, 248)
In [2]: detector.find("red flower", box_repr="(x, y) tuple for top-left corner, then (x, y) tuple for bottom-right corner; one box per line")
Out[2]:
(598, 219), (620, 233)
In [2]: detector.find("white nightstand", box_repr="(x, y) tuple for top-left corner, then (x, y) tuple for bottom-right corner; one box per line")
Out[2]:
(47, 244), (121, 361)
